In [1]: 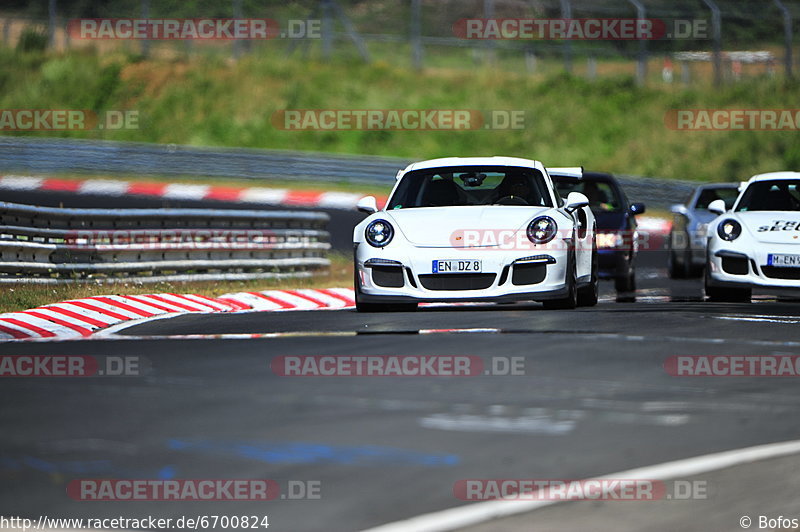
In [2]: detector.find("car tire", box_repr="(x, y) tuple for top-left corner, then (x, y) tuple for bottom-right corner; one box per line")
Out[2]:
(544, 250), (578, 310)
(614, 268), (636, 293)
(704, 266), (751, 303)
(577, 237), (599, 307)
(668, 233), (690, 279)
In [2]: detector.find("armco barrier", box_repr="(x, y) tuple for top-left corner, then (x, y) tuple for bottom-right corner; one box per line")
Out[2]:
(0, 137), (697, 207)
(0, 201), (330, 283)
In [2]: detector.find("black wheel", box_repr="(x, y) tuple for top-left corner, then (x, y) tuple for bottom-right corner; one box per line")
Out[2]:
(668, 232), (691, 279)
(543, 251), (577, 310)
(577, 237), (599, 307)
(704, 267), (751, 303)
(614, 267), (636, 293)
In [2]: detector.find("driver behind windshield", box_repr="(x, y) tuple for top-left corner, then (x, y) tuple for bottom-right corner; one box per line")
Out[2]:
(492, 173), (535, 205)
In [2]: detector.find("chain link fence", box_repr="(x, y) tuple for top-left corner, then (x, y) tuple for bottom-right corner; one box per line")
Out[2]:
(2, 0), (799, 85)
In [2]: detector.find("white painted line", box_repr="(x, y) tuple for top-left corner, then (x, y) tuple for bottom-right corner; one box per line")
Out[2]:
(78, 179), (131, 196)
(0, 175), (44, 190)
(317, 191), (362, 209)
(161, 183), (211, 200)
(360, 438), (800, 532)
(238, 187), (289, 204)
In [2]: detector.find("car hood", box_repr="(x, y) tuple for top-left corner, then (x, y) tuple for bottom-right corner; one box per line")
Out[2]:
(734, 212), (800, 244)
(592, 211), (627, 232)
(385, 206), (552, 248)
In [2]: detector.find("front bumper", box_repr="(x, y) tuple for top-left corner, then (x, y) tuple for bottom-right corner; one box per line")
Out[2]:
(355, 244), (571, 303)
(707, 242), (800, 290)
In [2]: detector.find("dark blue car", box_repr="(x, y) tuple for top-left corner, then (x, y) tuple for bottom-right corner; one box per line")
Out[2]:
(553, 172), (645, 294)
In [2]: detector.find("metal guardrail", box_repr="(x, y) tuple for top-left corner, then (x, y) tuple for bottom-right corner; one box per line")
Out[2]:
(0, 201), (330, 283)
(0, 137), (698, 208)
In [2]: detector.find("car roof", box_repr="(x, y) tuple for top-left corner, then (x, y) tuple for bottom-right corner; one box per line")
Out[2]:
(746, 171), (800, 183)
(402, 156), (545, 174)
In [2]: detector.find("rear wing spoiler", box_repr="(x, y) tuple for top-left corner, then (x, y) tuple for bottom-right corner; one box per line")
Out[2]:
(546, 167), (584, 179)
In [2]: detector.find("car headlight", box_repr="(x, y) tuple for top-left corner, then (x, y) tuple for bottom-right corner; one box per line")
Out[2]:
(527, 216), (558, 244)
(597, 232), (625, 249)
(716, 219), (741, 241)
(365, 219), (394, 247)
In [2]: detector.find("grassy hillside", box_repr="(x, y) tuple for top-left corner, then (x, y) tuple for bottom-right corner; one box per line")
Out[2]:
(1, 46), (799, 182)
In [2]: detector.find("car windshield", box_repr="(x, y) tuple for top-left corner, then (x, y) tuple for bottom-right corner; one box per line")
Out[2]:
(735, 180), (800, 212)
(554, 179), (622, 213)
(387, 166), (552, 209)
(695, 187), (739, 210)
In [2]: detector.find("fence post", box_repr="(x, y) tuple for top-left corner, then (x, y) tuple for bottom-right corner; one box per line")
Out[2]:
(48, 0), (56, 49)
(560, 0), (572, 74)
(702, 0), (722, 86)
(773, 0), (793, 78)
(3, 18), (11, 47)
(232, 0), (243, 59)
(140, 0), (150, 57)
(525, 49), (537, 74)
(411, 0), (423, 70)
(483, 0), (495, 65)
(321, 0), (333, 59)
(628, 0), (647, 86)
(681, 60), (690, 85)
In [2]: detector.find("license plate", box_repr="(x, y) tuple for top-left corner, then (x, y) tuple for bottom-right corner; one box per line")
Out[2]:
(768, 253), (800, 267)
(432, 260), (482, 273)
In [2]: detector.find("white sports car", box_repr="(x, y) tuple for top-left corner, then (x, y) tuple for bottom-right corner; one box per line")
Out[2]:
(705, 171), (800, 302)
(353, 156), (598, 311)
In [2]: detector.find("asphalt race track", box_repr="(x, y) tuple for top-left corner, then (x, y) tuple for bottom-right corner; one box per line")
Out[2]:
(2, 189), (800, 531)
(3, 241), (800, 530)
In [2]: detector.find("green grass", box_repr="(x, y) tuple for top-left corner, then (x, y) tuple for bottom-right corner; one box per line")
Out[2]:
(2, 45), (799, 184)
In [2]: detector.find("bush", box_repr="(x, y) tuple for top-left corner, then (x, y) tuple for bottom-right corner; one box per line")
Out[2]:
(16, 27), (48, 53)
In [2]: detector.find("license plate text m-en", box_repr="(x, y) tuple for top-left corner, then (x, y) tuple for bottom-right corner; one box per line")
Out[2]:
(768, 253), (800, 267)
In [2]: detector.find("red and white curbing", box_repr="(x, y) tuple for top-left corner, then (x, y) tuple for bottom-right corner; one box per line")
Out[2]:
(0, 289), (357, 341)
(0, 175), (388, 210)
(0, 175), (672, 235)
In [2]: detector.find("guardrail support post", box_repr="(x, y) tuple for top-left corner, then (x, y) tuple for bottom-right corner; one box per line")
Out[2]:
(48, 0), (56, 49)
(411, 0), (423, 70)
(773, 0), (793, 79)
(702, 0), (722, 87)
(560, 0), (572, 74)
(628, 0), (647, 86)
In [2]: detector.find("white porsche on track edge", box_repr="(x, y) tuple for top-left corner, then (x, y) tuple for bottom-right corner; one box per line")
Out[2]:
(352, 156), (598, 312)
(705, 171), (800, 302)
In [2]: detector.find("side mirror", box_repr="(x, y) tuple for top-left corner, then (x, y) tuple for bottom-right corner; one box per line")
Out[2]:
(630, 202), (646, 215)
(565, 192), (589, 213)
(670, 203), (686, 215)
(707, 199), (726, 215)
(357, 196), (378, 214)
